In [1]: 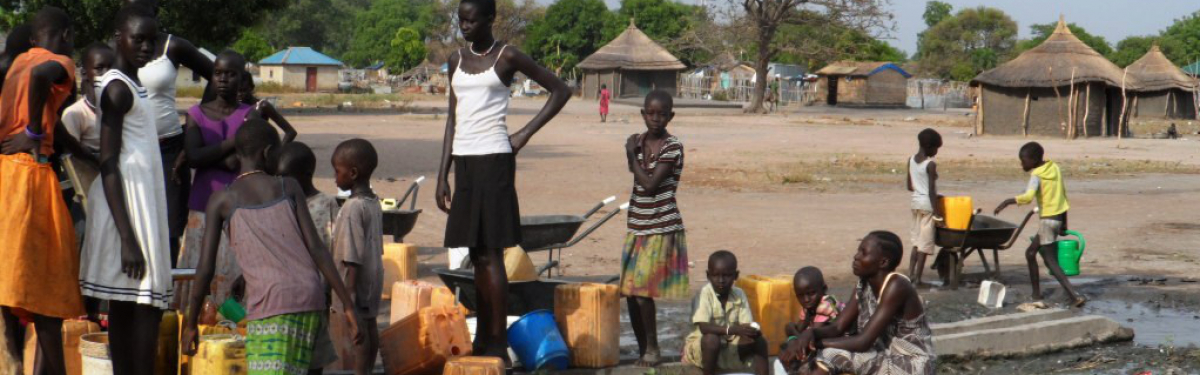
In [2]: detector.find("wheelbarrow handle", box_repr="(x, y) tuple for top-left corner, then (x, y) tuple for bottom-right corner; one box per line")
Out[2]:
(582, 195), (618, 219)
(397, 176), (425, 210)
(999, 210), (1038, 250)
(566, 202), (629, 248)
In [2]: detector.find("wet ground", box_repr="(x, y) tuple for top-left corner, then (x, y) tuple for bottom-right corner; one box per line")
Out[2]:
(614, 272), (1200, 374)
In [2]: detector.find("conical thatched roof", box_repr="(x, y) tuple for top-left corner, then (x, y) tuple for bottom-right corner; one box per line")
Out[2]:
(578, 19), (686, 71)
(1127, 45), (1196, 92)
(973, 17), (1132, 89)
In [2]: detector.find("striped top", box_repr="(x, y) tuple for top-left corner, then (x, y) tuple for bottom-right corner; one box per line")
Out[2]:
(628, 135), (684, 235)
(228, 179), (326, 321)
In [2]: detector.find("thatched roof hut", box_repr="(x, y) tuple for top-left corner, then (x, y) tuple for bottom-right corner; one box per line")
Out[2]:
(580, 19), (686, 99)
(972, 17), (1130, 137)
(813, 61), (911, 107)
(1127, 45), (1197, 119)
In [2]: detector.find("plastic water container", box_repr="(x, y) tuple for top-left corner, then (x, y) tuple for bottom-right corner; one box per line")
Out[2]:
(735, 275), (798, 355)
(466, 317), (521, 367)
(382, 243), (419, 299)
(156, 311), (179, 375)
(940, 196), (974, 230)
(442, 357), (505, 375)
(24, 319), (101, 375)
(191, 334), (247, 375)
(79, 333), (112, 375)
(554, 283), (620, 368)
(380, 306), (472, 375)
(507, 310), (570, 372)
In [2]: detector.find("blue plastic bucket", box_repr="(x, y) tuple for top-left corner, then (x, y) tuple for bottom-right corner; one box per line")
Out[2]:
(507, 310), (570, 371)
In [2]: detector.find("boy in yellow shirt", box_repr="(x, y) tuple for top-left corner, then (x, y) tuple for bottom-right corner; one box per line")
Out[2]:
(994, 142), (1084, 307)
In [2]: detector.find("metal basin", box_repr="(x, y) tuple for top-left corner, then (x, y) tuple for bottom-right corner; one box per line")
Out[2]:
(382, 209), (421, 242)
(519, 215), (585, 250)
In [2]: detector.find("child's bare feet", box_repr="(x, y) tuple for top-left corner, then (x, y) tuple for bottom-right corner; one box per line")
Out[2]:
(634, 348), (660, 367)
(1071, 296), (1087, 308)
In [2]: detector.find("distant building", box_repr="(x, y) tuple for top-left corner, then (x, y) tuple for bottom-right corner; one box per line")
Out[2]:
(972, 17), (1129, 137)
(1127, 45), (1197, 120)
(814, 61), (911, 107)
(578, 20), (687, 99)
(258, 47), (344, 92)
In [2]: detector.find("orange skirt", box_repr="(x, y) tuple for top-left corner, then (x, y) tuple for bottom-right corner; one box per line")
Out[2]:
(0, 153), (85, 319)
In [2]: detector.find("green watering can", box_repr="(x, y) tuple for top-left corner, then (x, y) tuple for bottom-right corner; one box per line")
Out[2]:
(1058, 230), (1086, 276)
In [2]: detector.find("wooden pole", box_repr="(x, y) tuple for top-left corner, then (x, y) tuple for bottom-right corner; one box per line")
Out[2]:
(1068, 68), (1077, 139)
(1082, 83), (1091, 137)
(1165, 90), (1173, 118)
(1023, 89), (1032, 137)
(977, 88), (985, 135)
(918, 81), (925, 109)
(1119, 67), (1129, 140)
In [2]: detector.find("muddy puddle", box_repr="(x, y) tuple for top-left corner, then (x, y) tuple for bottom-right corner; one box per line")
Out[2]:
(1085, 300), (1200, 348)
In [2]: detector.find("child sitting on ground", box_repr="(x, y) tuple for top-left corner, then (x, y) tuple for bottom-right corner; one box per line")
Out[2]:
(181, 120), (362, 372)
(276, 141), (340, 373)
(907, 128), (942, 286)
(785, 266), (841, 338)
(781, 231), (936, 375)
(994, 142), (1085, 307)
(683, 250), (769, 375)
(330, 139), (384, 375)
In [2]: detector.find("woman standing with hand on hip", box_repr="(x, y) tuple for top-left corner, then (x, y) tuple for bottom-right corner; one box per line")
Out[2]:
(435, 0), (570, 364)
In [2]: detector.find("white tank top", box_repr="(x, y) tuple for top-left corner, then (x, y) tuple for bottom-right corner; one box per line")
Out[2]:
(910, 156), (933, 211)
(451, 45), (512, 156)
(138, 34), (181, 139)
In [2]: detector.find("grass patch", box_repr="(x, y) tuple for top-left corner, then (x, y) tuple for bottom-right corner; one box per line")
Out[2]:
(276, 93), (417, 109)
(175, 82), (315, 99)
(692, 154), (1200, 192)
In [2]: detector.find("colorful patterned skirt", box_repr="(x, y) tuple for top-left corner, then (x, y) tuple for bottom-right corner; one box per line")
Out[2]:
(619, 231), (689, 299)
(247, 311), (320, 375)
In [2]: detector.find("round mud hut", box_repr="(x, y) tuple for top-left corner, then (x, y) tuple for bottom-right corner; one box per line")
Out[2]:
(1126, 45), (1197, 120)
(972, 17), (1134, 138)
(579, 19), (686, 100)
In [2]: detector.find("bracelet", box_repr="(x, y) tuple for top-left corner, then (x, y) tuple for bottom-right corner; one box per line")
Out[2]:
(726, 326), (730, 336)
(24, 127), (45, 141)
(786, 335), (798, 343)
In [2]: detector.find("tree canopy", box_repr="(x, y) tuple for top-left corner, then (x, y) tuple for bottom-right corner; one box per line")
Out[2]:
(917, 6), (1017, 81)
(231, 29), (274, 63)
(773, 10), (905, 69)
(342, 0), (441, 68)
(1, 0), (288, 51)
(523, 0), (611, 73)
(255, 0), (358, 58)
(922, 1), (952, 28)
(387, 27), (427, 72)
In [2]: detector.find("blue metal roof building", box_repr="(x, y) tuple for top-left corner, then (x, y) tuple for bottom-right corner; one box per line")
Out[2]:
(259, 47), (344, 67)
(258, 47), (345, 92)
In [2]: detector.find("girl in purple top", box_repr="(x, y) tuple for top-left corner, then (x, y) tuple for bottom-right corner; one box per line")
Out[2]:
(175, 51), (259, 312)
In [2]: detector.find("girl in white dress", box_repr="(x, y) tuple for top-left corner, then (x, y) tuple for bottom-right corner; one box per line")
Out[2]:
(78, 5), (172, 375)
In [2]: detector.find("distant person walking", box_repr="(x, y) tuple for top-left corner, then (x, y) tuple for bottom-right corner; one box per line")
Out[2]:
(599, 84), (611, 122)
(435, 0), (571, 364)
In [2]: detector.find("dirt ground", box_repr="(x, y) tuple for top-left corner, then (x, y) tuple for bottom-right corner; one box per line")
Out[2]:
(285, 96), (1200, 373)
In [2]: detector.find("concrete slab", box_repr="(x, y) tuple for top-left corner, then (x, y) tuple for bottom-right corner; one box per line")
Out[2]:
(931, 308), (1075, 336)
(934, 315), (1135, 359)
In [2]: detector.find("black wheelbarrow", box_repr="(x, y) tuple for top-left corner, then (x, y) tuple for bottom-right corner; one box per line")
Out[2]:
(337, 176), (425, 243)
(518, 196), (628, 277)
(433, 267), (619, 316)
(934, 209), (1036, 289)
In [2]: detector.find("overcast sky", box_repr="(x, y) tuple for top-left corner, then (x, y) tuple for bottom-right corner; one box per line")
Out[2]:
(591, 0), (1199, 56)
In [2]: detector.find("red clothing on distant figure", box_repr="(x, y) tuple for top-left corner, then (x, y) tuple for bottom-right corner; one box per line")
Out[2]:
(599, 88), (610, 115)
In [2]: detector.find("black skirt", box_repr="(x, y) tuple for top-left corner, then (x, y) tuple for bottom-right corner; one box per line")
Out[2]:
(444, 153), (522, 249)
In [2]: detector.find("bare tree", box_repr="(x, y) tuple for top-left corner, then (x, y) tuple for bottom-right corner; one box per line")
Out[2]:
(735, 0), (893, 113)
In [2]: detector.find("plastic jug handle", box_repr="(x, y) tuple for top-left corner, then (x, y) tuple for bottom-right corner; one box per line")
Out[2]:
(1063, 230), (1084, 254)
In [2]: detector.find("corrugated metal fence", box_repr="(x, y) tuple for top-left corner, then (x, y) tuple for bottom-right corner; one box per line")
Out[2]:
(907, 79), (972, 109)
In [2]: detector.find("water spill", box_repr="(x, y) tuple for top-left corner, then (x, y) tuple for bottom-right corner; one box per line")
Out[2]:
(1084, 300), (1200, 347)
